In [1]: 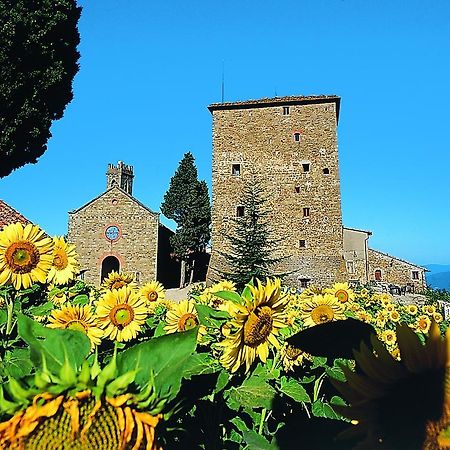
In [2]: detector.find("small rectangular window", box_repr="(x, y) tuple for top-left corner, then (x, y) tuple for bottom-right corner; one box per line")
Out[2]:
(300, 278), (310, 288)
(323, 168), (330, 175)
(299, 239), (306, 248)
(293, 132), (301, 142)
(236, 206), (245, 217)
(412, 271), (419, 280)
(231, 164), (241, 176)
(303, 207), (310, 217)
(295, 186), (301, 193)
(302, 163), (310, 173)
(346, 261), (355, 274)
(283, 106), (290, 115)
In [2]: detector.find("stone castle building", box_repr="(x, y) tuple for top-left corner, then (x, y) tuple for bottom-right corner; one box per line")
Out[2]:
(207, 95), (427, 290)
(68, 162), (178, 287)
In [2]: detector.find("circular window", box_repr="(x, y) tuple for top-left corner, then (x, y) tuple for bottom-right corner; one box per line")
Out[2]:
(105, 225), (120, 241)
(111, 198), (118, 205)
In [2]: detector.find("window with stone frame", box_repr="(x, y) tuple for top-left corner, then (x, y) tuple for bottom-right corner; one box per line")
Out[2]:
(303, 207), (310, 217)
(231, 164), (241, 176)
(299, 239), (306, 249)
(411, 270), (419, 280)
(236, 206), (245, 217)
(283, 106), (290, 115)
(293, 132), (301, 142)
(346, 261), (355, 274)
(302, 163), (310, 173)
(299, 278), (310, 288)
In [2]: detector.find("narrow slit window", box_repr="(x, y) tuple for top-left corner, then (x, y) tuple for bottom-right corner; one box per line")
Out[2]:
(303, 207), (310, 217)
(236, 206), (245, 217)
(231, 164), (241, 176)
(283, 106), (290, 115)
(293, 132), (301, 142)
(302, 163), (310, 173)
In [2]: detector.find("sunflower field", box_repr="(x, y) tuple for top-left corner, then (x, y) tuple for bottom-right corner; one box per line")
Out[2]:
(0, 222), (449, 449)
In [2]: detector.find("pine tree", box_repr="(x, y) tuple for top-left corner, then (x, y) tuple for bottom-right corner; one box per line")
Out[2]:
(0, 0), (81, 178)
(161, 152), (211, 287)
(222, 180), (284, 290)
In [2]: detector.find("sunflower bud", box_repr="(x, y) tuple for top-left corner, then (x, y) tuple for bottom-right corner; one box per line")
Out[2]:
(7, 378), (31, 404)
(106, 370), (137, 397)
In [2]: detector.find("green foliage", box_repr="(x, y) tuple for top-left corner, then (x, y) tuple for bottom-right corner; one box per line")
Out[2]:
(221, 180), (284, 290)
(0, 0), (81, 177)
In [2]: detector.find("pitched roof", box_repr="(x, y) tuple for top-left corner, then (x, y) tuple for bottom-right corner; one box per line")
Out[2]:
(0, 200), (31, 229)
(368, 248), (429, 271)
(69, 186), (159, 217)
(208, 95), (341, 121)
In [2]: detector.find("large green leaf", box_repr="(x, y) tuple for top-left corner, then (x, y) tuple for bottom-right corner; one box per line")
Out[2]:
(211, 290), (242, 304)
(195, 304), (230, 328)
(2, 348), (33, 378)
(279, 378), (311, 403)
(17, 314), (90, 373)
(116, 328), (197, 400)
(311, 399), (345, 420)
(242, 430), (278, 449)
(228, 375), (276, 410)
(182, 352), (221, 379)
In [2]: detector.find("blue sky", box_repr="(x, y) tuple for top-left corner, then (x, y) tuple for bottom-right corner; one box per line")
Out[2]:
(1, 0), (449, 265)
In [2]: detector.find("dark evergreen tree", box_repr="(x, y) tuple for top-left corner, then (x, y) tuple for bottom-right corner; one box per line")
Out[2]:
(0, 0), (82, 178)
(161, 152), (211, 287)
(222, 180), (284, 290)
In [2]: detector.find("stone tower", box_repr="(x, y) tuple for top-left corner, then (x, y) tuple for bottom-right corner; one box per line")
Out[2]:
(106, 161), (134, 195)
(207, 95), (344, 288)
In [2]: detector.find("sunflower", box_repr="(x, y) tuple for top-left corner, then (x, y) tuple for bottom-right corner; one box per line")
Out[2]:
(389, 310), (401, 322)
(140, 280), (165, 304)
(164, 299), (200, 333)
(300, 293), (345, 328)
(423, 305), (437, 315)
(48, 304), (103, 350)
(327, 282), (355, 304)
(357, 311), (373, 323)
(434, 312), (444, 324)
(48, 289), (68, 306)
(360, 288), (369, 297)
(375, 310), (388, 328)
(96, 286), (148, 342)
(280, 343), (308, 372)
(333, 322), (450, 450)
(218, 278), (289, 373)
(407, 304), (419, 315)
(47, 236), (79, 285)
(101, 271), (137, 292)
(384, 303), (396, 313)
(0, 223), (53, 290)
(416, 315), (432, 334)
(380, 329), (397, 346)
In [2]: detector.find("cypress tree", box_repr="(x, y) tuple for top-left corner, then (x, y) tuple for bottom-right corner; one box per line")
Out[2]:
(161, 152), (211, 287)
(0, 0), (81, 178)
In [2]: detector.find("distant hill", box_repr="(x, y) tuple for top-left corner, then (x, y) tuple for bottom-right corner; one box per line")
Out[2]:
(424, 265), (450, 290)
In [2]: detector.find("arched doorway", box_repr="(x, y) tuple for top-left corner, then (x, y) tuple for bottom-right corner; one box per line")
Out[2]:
(101, 255), (120, 282)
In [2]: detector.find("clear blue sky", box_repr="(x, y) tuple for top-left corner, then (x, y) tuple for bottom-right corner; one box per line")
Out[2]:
(1, 0), (449, 265)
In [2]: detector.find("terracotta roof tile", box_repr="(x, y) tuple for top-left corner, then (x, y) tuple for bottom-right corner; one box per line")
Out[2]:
(0, 200), (31, 229)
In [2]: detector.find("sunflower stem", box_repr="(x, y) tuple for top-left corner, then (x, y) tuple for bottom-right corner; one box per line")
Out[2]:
(5, 293), (14, 336)
(258, 407), (267, 435)
(313, 372), (326, 402)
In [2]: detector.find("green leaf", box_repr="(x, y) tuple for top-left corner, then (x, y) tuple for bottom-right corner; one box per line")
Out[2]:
(241, 285), (253, 302)
(17, 314), (90, 374)
(279, 378), (311, 403)
(116, 328), (197, 401)
(182, 353), (221, 379)
(195, 304), (230, 328)
(212, 290), (243, 304)
(311, 400), (342, 420)
(330, 395), (346, 406)
(325, 366), (346, 382)
(231, 416), (250, 433)
(213, 369), (230, 394)
(153, 320), (166, 337)
(228, 375), (276, 410)
(2, 349), (33, 378)
(242, 430), (278, 449)
(28, 301), (54, 317)
(72, 294), (89, 305)
(311, 356), (327, 368)
(0, 309), (7, 325)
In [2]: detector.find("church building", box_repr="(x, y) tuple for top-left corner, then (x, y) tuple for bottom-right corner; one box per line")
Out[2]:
(68, 162), (178, 287)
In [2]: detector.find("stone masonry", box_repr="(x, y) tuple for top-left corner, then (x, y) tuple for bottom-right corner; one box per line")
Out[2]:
(207, 96), (345, 287)
(68, 164), (160, 286)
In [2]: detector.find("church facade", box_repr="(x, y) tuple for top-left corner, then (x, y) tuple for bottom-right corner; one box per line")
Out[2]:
(68, 162), (177, 287)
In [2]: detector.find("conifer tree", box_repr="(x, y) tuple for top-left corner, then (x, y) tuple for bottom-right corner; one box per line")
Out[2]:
(222, 180), (283, 290)
(0, 0), (81, 178)
(161, 152), (211, 287)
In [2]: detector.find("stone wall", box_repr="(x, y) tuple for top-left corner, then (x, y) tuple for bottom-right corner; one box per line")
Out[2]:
(207, 96), (344, 287)
(343, 227), (371, 284)
(68, 187), (159, 286)
(368, 248), (427, 291)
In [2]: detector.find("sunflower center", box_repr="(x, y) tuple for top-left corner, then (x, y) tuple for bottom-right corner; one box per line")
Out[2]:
(66, 321), (87, 333)
(311, 305), (334, 324)
(53, 250), (69, 270)
(110, 304), (134, 329)
(335, 290), (349, 303)
(148, 291), (158, 301)
(111, 280), (126, 290)
(5, 241), (40, 274)
(243, 306), (273, 347)
(178, 313), (198, 331)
